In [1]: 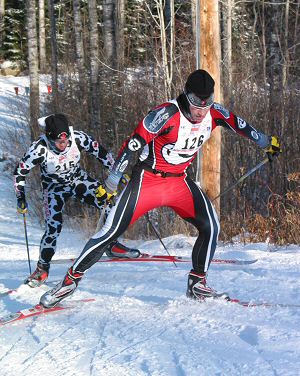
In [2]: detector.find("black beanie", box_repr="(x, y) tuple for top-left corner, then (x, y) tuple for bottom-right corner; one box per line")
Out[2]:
(45, 114), (70, 140)
(185, 69), (215, 99)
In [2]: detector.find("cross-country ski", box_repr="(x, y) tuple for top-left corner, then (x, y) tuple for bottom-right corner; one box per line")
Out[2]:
(50, 253), (258, 265)
(0, 298), (95, 327)
(227, 298), (300, 309)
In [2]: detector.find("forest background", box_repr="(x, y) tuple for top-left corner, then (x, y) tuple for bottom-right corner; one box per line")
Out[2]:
(0, 0), (299, 245)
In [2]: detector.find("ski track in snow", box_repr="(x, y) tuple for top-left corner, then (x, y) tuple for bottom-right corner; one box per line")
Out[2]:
(0, 76), (300, 376)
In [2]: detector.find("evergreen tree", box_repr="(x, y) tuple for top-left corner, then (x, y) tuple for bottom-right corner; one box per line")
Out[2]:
(1, 0), (26, 63)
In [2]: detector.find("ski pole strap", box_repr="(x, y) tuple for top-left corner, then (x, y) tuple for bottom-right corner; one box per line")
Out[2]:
(213, 157), (269, 201)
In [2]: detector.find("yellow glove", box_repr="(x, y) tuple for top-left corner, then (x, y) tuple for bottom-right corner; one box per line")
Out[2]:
(264, 136), (282, 161)
(95, 185), (116, 205)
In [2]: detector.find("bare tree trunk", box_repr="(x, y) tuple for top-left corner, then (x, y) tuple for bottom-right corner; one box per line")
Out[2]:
(267, 0), (282, 130)
(154, 0), (174, 99)
(39, 0), (46, 72)
(0, 0), (4, 50)
(88, 0), (101, 129)
(73, 0), (86, 87)
(292, 0), (299, 57)
(199, 0), (222, 214)
(167, 0), (175, 96)
(281, 0), (290, 135)
(27, 0), (40, 139)
(224, 0), (233, 91)
(191, 0), (196, 47)
(115, 0), (125, 68)
(48, 0), (58, 110)
(260, 1), (267, 87)
(103, 0), (117, 68)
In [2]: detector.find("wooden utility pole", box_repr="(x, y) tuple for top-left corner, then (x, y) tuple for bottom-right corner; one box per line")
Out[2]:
(199, 0), (222, 213)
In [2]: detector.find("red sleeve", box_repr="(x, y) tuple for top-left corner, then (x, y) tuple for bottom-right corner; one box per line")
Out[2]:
(117, 102), (179, 157)
(211, 103), (270, 148)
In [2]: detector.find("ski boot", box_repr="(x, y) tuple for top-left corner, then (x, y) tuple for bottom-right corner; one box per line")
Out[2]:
(186, 270), (229, 301)
(105, 241), (141, 259)
(24, 261), (50, 288)
(39, 266), (83, 308)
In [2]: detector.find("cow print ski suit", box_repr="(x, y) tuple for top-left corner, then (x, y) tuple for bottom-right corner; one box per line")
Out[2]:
(14, 128), (114, 264)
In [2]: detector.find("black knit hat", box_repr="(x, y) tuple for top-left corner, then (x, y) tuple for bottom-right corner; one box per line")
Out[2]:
(45, 114), (70, 140)
(185, 69), (215, 98)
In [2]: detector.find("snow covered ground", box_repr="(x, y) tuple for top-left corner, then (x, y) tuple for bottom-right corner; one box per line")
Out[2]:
(0, 76), (300, 376)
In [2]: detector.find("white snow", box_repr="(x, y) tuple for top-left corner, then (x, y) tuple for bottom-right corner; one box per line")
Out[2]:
(0, 76), (299, 376)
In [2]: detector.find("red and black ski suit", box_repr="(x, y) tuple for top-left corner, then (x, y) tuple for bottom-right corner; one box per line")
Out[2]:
(72, 99), (270, 274)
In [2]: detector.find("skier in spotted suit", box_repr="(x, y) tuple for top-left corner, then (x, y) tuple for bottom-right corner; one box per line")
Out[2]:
(14, 113), (140, 288)
(40, 70), (282, 308)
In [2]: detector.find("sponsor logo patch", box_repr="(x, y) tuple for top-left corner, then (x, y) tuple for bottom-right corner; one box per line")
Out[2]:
(237, 117), (247, 129)
(128, 138), (142, 151)
(149, 108), (169, 131)
(213, 104), (230, 119)
(251, 130), (259, 140)
(144, 107), (172, 133)
(119, 161), (128, 172)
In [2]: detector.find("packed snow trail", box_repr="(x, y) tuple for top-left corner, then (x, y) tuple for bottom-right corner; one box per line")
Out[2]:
(0, 76), (300, 376)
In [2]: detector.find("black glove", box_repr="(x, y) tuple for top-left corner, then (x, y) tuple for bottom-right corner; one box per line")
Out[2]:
(17, 192), (28, 214)
(264, 136), (282, 161)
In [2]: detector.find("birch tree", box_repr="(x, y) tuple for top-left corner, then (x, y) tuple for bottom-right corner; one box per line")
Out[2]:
(281, 0), (290, 135)
(102, 0), (125, 68)
(157, 0), (174, 99)
(73, 0), (86, 89)
(88, 0), (101, 129)
(115, 0), (125, 68)
(39, 0), (46, 72)
(224, 0), (233, 91)
(147, 0), (175, 99)
(27, 0), (40, 139)
(103, 0), (117, 68)
(0, 0), (4, 50)
(48, 0), (58, 109)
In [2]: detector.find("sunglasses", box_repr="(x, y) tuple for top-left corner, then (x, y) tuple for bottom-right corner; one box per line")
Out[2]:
(184, 91), (214, 109)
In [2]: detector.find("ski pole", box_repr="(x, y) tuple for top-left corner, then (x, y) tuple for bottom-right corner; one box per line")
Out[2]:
(146, 213), (177, 268)
(145, 157), (269, 259)
(22, 213), (32, 274)
(212, 157), (269, 201)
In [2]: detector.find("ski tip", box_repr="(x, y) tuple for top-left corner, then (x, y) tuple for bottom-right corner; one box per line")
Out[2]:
(211, 258), (258, 265)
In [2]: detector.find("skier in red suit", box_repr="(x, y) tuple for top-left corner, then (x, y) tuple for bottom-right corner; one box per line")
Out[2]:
(41, 70), (281, 308)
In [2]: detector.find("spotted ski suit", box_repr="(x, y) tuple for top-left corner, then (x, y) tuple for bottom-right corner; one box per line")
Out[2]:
(14, 127), (114, 264)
